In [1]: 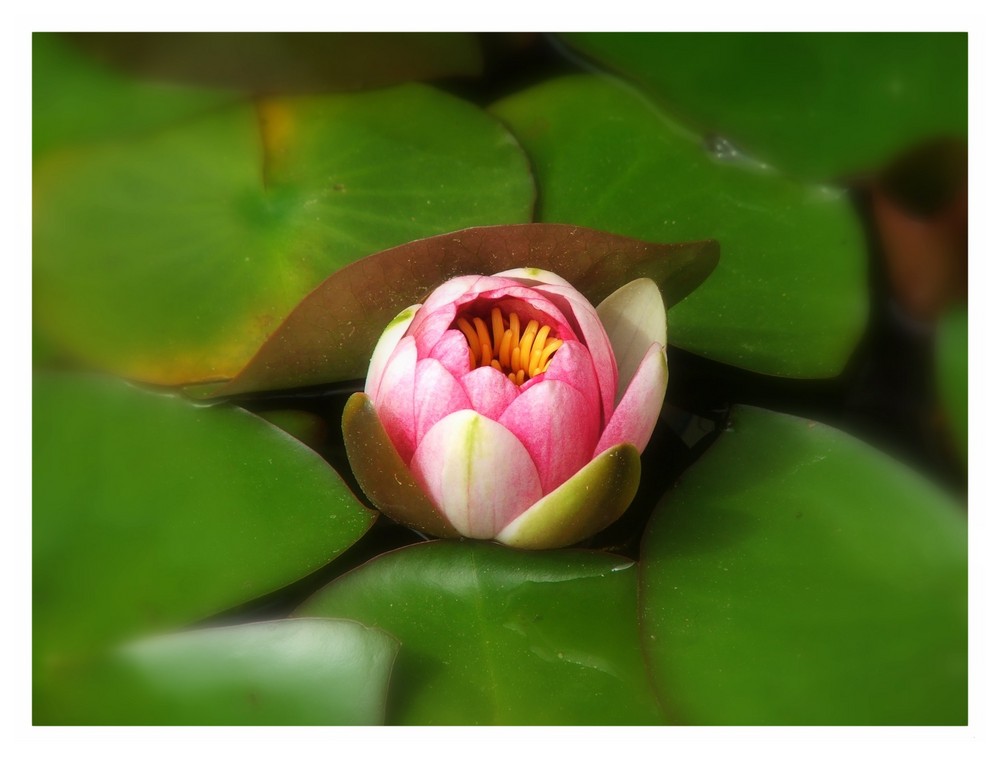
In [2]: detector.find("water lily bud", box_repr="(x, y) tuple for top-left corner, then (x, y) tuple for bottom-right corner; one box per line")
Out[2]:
(343, 269), (668, 549)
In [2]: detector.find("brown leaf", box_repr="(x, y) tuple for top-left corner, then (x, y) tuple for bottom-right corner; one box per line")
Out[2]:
(872, 140), (968, 323)
(212, 223), (719, 396)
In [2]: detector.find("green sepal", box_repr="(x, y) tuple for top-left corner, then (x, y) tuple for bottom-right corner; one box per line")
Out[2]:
(497, 443), (641, 549)
(342, 392), (459, 538)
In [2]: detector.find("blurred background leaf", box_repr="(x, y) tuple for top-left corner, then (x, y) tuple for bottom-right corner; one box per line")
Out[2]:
(40, 619), (398, 725)
(33, 374), (375, 716)
(640, 405), (967, 725)
(33, 33), (238, 157)
(33, 87), (535, 384)
(67, 32), (483, 94)
(561, 33), (967, 181)
(492, 76), (868, 378)
(298, 541), (665, 725)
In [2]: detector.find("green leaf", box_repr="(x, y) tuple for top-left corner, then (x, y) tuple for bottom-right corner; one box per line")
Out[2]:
(936, 307), (968, 464)
(214, 223), (717, 395)
(640, 405), (967, 725)
(297, 541), (665, 725)
(33, 374), (375, 711)
(33, 86), (535, 385)
(491, 75), (868, 378)
(39, 619), (398, 725)
(66, 32), (483, 93)
(33, 33), (237, 157)
(562, 33), (968, 180)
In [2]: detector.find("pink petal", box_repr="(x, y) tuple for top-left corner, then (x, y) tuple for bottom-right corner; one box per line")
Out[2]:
(428, 329), (474, 378)
(461, 366), (520, 421)
(594, 344), (668, 456)
(540, 340), (601, 415)
(413, 358), (471, 443)
(372, 336), (418, 463)
(498, 379), (600, 494)
(411, 303), (459, 357)
(493, 268), (574, 288)
(533, 284), (618, 426)
(410, 410), (543, 539)
(409, 275), (525, 338)
(365, 304), (420, 399)
(411, 276), (484, 329)
(419, 274), (524, 316)
(596, 278), (667, 403)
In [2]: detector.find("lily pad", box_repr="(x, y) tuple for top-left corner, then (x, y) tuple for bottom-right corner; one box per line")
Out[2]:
(214, 223), (717, 396)
(297, 541), (665, 725)
(640, 405), (967, 724)
(67, 32), (483, 93)
(491, 75), (868, 378)
(33, 374), (375, 714)
(562, 33), (968, 180)
(936, 307), (968, 464)
(33, 85), (534, 385)
(33, 32), (237, 157)
(39, 619), (398, 725)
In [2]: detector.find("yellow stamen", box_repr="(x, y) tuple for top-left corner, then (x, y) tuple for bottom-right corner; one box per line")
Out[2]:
(457, 318), (479, 356)
(531, 325), (551, 357)
(491, 308), (505, 352)
(540, 338), (562, 367)
(473, 317), (492, 367)
(454, 309), (562, 386)
(519, 320), (539, 362)
(528, 348), (543, 376)
(499, 330), (513, 368)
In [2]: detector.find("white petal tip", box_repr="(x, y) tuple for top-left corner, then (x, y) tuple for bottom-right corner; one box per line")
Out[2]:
(596, 278), (667, 402)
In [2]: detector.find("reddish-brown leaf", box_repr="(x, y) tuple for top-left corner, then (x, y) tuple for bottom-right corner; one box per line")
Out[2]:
(871, 140), (968, 323)
(212, 223), (719, 396)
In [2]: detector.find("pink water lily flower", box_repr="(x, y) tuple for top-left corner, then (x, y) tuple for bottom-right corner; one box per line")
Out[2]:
(342, 268), (668, 549)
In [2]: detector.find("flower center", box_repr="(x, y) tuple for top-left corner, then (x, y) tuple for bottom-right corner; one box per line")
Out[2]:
(456, 306), (563, 386)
